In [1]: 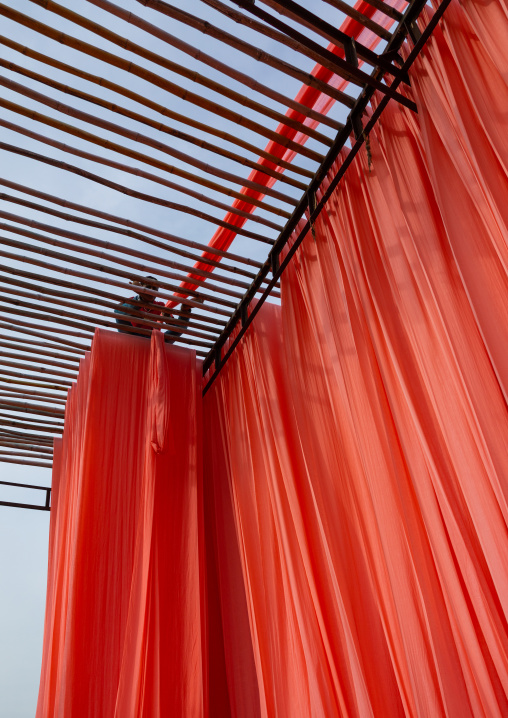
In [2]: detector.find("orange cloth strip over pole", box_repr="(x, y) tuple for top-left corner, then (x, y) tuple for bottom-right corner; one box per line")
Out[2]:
(174, 0), (407, 301)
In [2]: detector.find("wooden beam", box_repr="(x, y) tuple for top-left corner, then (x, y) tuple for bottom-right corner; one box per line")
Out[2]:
(0, 398), (65, 417)
(6, 3), (328, 159)
(0, 136), (283, 239)
(319, 0), (394, 38)
(230, 0), (417, 112)
(0, 273), (222, 337)
(0, 177), (264, 273)
(0, 232), (235, 317)
(0, 456), (53, 470)
(0, 359), (77, 381)
(0, 413), (63, 430)
(0, 206), (272, 299)
(0, 96), (296, 214)
(130, 0), (353, 111)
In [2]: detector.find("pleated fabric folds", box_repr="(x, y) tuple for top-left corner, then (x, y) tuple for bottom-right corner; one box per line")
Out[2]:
(36, 330), (204, 718)
(204, 1), (508, 715)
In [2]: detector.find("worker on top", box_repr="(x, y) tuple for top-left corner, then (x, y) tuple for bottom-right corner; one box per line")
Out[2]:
(115, 276), (164, 337)
(115, 276), (202, 342)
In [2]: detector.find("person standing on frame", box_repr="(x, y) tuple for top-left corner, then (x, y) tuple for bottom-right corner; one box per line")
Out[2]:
(115, 276), (201, 342)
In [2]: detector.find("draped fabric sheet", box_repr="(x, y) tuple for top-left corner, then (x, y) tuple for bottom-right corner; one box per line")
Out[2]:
(37, 0), (508, 716)
(36, 330), (204, 718)
(204, 2), (508, 716)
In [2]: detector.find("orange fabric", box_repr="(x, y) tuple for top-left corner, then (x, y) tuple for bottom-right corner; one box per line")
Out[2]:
(204, 1), (508, 715)
(410, 0), (508, 399)
(36, 330), (204, 718)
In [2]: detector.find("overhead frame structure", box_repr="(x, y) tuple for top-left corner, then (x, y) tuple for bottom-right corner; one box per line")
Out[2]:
(202, 0), (452, 390)
(0, 0), (450, 501)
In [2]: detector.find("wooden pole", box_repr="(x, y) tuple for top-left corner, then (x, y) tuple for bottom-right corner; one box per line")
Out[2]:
(0, 435), (54, 447)
(0, 375), (69, 393)
(0, 77), (303, 204)
(0, 399), (65, 417)
(235, 0), (416, 112)
(255, 0), (396, 65)
(0, 334), (85, 358)
(0, 273), (223, 337)
(0, 233), (235, 317)
(36, 0), (335, 144)
(0, 440), (53, 452)
(0, 413), (63, 430)
(0, 36), (314, 180)
(0, 309), (94, 341)
(5, 3), (327, 160)
(0, 430), (53, 449)
(0, 208), (258, 300)
(0, 359), (77, 381)
(0, 105), (293, 221)
(0, 193), (277, 291)
(0, 299), (216, 349)
(0, 351), (77, 371)
(0, 318), (89, 352)
(0, 284), (220, 343)
(0, 296), (217, 350)
(0, 412), (63, 428)
(0, 452), (53, 462)
(0, 345), (79, 369)
(0, 274), (227, 342)
(0, 456), (52, 468)
(0, 385), (68, 405)
(0, 137), (280, 242)
(197, 0), (370, 79)
(0, 371), (71, 389)
(0, 177), (264, 273)
(0, 280), (221, 338)
(0, 54), (334, 176)
(320, 0), (400, 31)
(0, 442), (53, 454)
(0, 408), (65, 424)
(100, 0), (351, 115)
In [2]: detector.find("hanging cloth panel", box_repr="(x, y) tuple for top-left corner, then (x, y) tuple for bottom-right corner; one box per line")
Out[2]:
(204, 0), (508, 714)
(36, 330), (204, 718)
(409, 0), (508, 399)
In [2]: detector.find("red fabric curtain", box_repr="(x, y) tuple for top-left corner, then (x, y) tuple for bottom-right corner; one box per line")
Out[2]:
(36, 331), (204, 718)
(204, 1), (508, 715)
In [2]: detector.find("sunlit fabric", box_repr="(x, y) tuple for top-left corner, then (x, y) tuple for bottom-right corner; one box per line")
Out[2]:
(37, 0), (508, 715)
(36, 331), (204, 718)
(204, 1), (508, 714)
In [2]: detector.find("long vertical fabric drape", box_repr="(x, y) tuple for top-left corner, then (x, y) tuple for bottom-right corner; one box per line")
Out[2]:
(37, 0), (508, 716)
(36, 331), (204, 718)
(204, 1), (508, 715)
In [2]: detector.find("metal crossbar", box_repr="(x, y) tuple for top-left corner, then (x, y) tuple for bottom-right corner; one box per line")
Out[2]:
(202, 0), (451, 391)
(0, 479), (51, 511)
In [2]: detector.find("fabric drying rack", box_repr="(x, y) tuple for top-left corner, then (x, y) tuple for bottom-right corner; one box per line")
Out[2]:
(0, 0), (450, 508)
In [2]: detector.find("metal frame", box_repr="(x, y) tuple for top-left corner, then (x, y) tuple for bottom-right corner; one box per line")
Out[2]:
(203, 0), (451, 391)
(0, 479), (51, 511)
